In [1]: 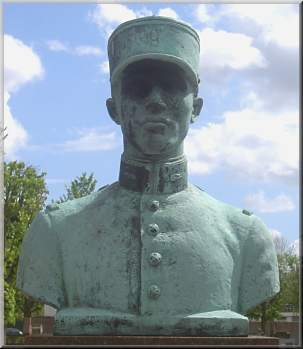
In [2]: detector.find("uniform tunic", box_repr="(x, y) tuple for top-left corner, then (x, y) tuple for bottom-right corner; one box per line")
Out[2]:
(16, 156), (280, 335)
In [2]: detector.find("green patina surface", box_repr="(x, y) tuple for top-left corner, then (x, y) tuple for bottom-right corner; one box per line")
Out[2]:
(16, 16), (279, 336)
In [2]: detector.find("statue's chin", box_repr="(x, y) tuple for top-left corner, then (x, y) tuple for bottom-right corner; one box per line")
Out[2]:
(134, 135), (178, 157)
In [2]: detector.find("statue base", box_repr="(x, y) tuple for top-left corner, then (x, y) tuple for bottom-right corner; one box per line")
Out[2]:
(53, 309), (249, 336)
(24, 335), (279, 346)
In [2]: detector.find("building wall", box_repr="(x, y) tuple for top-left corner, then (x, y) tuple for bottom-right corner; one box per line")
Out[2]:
(44, 305), (57, 317)
(249, 320), (300, 345)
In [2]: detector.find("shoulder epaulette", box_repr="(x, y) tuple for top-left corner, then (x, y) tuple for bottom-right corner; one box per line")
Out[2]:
(194, 185), (205, 192)
(242, 209), (253, 216)
(45, 203), (60, 212)
(97, 184), (109, 192)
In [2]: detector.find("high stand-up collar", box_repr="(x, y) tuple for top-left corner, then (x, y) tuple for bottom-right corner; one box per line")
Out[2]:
(119, 155), (188, 195)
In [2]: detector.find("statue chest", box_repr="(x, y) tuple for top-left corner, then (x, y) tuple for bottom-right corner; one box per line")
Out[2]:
(58, 190), (243, 315)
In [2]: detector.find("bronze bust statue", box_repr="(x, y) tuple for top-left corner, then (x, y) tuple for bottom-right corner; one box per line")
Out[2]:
(17, 16), (279, 336)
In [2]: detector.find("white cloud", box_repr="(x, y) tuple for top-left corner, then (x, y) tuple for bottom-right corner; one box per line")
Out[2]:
(157, 8), (179, 20)
(196, 4), (211, 23)
(198, 28), (266, 73)
(4, 34), (44, 93)
(195, 28), (268, 91)
(74, 46), (102, 56)
(244, 191), (295, 213)
(99, 60), (110, 74)
(195, 4), (299, 49)
(47, 40), (102, 56)
(135, 7), (153, 18)
(269, 229), (282, 240)
(222, 4), (299, 48)
(90, 4), (181, 37)
(243, 44), (298, 113)
(196, 4), (219, 25)
(47, 40), (69, 52)
(92, 3), (136, 25)
(89, 4), (136, 37)
(194, 4), (299, 113)
(185, 106), (299, 185)
(4, 34), (44, 159)
(3, 92), (29, 159)
(61, 128), (119, 152)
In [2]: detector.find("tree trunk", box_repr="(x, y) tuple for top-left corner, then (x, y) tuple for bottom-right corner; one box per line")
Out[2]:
(23, 317), (32, 336)
(23, 297), (34, 318)
(269, 321), (274, 337)
(261, 302), (267, 335)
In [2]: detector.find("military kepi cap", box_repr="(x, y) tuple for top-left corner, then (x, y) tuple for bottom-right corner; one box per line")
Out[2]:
(108, 16), (200, 86)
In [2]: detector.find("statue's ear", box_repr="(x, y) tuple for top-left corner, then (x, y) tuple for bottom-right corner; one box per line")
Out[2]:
(106, 98), (120, 125)
(191, 97), (203, 123)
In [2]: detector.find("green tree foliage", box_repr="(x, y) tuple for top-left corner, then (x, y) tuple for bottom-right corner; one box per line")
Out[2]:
(246, 293), (284, 335)
(4, 161), (49, 326)
(277, 252), (299, 312)
(56, 172), (97, 203)
(4, 281), (16, 326)
(246, 236), (299, 335)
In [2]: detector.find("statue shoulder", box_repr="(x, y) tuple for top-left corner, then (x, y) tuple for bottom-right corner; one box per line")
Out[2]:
(245, 214), (274, 243)
(17, 212), (66, 309)
(190, 184), (253, 220)
(224, 203), (255, 233)
(238, 214), (279, 313)
(97, 184), (110, 192)
(192, 185), (256, 234)
(20, 183), (113, 254)
(44, 184), (111, 215)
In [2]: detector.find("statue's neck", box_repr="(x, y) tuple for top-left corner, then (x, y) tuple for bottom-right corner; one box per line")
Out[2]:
(118, 152), (188, 194)
(122, 142), (184, 163)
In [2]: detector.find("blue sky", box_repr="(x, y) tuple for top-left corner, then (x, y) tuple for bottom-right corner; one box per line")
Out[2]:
(3, 3), (299, 252)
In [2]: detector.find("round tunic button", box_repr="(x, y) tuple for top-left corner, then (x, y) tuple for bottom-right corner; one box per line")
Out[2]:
(150, 200), (160, 211)
(148, 285), (161, 299)
(148, 224), (159, 236)
(149, 252), (162, 266)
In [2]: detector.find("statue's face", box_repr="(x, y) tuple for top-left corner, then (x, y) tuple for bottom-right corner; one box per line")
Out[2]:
(115, 60), (198, 157)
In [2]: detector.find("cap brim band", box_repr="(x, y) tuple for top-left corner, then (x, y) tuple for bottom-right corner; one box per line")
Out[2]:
(110, 53), (199, 87)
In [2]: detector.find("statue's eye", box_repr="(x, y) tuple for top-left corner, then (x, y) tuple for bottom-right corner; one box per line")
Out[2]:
(159, 75), (187, 94)
(123, 77), (152, 100)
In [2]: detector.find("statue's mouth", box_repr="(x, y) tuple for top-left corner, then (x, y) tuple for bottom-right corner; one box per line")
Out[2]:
(144, 122), (167, 135)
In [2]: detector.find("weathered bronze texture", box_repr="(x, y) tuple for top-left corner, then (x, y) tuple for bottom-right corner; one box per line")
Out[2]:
(17, 16), (280, 337)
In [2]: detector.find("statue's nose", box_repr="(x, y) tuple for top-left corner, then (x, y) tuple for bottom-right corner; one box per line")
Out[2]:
(145, 86), (167, 114)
